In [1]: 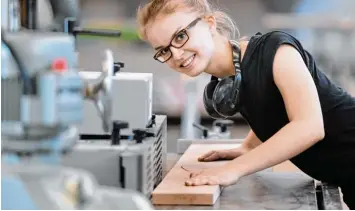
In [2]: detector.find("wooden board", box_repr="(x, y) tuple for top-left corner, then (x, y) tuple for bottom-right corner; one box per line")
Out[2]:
(152, 144), (241, 205)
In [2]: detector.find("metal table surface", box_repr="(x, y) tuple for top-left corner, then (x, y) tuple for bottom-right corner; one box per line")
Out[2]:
(155, 154), (343, 210)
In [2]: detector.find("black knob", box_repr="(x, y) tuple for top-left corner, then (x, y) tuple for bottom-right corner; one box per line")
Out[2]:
(114, 62), (125, 74)
(215, 122), (226, 132)
(113, 120), (129, 130)
(221, 125), (227, 133)
(111, 121), (129, 145)
(132, 129), (155, 143)
(215, 120), (234, 133)
(146, 115), (156, 128)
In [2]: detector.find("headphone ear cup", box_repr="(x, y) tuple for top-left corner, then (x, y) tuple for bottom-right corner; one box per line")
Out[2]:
(203, 80), (223, 119)
(212, 76), (240, 117)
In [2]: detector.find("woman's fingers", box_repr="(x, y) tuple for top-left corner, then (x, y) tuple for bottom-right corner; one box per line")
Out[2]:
(198, 150), (220, 162)
(198, 150), (215, 161)
(185, 176), (219, 186)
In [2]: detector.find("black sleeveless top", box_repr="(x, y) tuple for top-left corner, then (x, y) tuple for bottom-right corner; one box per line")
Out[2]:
(239, 31), (355, 185)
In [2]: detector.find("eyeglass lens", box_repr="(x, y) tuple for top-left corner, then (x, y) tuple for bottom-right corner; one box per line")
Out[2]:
(156, 31), (189, 62)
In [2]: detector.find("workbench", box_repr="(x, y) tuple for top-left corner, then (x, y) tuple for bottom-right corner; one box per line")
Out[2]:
(156, 153), (343, 210)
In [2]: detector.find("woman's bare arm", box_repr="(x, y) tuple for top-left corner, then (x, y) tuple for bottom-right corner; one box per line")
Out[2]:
(241, 129), (262, 153)
(226, 44), (324, 178)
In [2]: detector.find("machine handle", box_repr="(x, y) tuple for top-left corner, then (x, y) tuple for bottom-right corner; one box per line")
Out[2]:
(73, 28), (122, 37)
(192, 123), (209, 138)
(82, 50), (114, 133)
(64, 18), (121, 38)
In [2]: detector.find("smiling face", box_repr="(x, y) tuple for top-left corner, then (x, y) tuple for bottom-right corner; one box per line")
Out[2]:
(146, 10), (217, 77)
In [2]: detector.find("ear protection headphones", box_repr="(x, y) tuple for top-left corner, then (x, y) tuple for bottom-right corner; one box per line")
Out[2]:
(203, 41), (242, 119)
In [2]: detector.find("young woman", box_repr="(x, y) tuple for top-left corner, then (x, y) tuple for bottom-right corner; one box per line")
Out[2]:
(136, 0), (355, 208)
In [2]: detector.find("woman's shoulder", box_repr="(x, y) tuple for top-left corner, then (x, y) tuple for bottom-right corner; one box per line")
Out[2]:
(253, 31), (303, 50)
(244, 31), (307, 65)
(240, 31), (308, 81)
(238, 31), (301, 57)
(240, 31), (301, 65)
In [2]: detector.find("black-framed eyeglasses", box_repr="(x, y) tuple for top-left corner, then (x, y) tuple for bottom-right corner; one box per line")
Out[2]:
(153, 17), (202, 63)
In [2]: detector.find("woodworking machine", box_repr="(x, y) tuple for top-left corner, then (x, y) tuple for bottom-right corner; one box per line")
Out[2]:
(1, 0), (164, 209)
(1, 30), (154, 209)
(78, 71), (154, 135)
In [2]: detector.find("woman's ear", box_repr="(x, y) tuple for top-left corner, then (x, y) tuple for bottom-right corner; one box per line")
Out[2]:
(205, 15), (217, 35)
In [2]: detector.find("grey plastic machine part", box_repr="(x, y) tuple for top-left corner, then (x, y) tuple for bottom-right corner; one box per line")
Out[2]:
(2, 32), (77, 77)
(1, 32), (76, 122)
(48, 0), (80, 31)
(78, 72), (153, 135)
(1, 32), (83, 155)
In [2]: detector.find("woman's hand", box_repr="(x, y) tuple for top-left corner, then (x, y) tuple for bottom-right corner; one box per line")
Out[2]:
(185, 165), (241, 187)
(198, 146), (250, 162)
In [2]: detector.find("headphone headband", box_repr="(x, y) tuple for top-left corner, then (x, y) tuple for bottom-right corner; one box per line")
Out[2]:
(211, 75), (218, 81)
(203, 40), (243, 119)
(229, 45), (242, 102)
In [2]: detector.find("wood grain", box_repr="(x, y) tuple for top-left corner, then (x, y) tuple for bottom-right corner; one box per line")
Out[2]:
(152, 144), (241, 205)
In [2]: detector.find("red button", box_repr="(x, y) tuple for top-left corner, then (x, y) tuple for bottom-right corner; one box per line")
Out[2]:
(52, 58), (68, 72)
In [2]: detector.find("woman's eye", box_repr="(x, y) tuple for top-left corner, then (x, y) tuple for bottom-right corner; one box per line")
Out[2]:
(159, 48), (168, 56)
(175, 33), (186, 42)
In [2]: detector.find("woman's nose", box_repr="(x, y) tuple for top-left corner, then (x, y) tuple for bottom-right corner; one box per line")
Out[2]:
(170, 46), (184, 61)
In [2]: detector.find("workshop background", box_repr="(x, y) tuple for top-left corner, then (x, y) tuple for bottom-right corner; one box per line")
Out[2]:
(70, 0), (355, 154)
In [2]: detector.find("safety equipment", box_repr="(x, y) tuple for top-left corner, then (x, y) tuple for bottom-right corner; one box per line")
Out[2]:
(203, 41), (242, 119)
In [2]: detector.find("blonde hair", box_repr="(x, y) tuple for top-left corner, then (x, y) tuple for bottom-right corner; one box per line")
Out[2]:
(136, 0), (240, 41)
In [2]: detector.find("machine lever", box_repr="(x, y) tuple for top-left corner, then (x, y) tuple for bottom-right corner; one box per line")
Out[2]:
(72, 28), (122, 37)
(192, 123), (209, 138)
(82, 50), (114, 132)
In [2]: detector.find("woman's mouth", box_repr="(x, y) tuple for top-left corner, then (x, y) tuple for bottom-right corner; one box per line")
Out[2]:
(180, 54), (196, 69)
